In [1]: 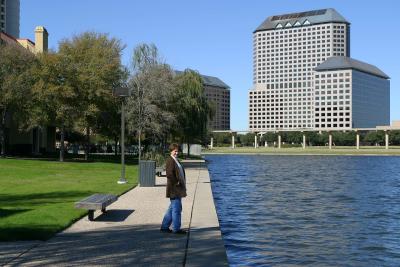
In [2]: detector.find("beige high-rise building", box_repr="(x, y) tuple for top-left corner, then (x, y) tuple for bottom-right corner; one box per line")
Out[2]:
(249, 9), (349, 131)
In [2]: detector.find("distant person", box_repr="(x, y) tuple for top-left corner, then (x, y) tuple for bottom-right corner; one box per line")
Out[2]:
(160, 143), (187, 234)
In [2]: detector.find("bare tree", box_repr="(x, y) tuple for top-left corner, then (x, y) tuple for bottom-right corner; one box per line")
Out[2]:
(125, 44), (176, 160)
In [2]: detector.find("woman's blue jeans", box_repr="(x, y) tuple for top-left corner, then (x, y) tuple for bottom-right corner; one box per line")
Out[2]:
(161, 198), (182, 232)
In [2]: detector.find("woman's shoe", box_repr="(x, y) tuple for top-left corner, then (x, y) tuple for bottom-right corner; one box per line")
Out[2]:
(173, 230), (187, 234)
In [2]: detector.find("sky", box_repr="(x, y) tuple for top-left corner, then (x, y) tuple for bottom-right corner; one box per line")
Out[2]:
(20, 0), (399, 130)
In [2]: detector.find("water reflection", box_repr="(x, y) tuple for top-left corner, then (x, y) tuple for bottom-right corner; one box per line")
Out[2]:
(207, 155), (400, 267)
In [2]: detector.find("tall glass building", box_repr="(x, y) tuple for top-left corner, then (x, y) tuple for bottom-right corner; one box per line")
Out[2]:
(0, 0), (20, 38)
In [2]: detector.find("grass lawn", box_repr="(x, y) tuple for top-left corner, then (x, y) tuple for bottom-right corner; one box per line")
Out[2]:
(0, 158), (138, 241)
(204, 146), (400, 155)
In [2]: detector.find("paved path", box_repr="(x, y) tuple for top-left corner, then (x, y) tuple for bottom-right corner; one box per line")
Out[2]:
(1, 160), (228, 267)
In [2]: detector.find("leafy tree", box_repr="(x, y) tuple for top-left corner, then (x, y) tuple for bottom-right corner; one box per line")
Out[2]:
(238, 133), (256, 146)
(305, 132), (319, 146)
(173, 69), (212, 156)
(390, 130), (400, 145)
(58, 32), (126, 160)
(213, 132), (231, 146)
(284, 131), (303, 144)
(126, 43), (176, 160)
(330, 131), (355, 146)
(307, 132), (329, 146)
(30, 52), (82, 161)
(264, 132), (278, 144)
(0, 43), (37, 156)
(363, 131), (385, 146)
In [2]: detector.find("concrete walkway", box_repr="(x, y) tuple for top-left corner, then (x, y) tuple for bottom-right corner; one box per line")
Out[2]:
(1, 160), (228, 267)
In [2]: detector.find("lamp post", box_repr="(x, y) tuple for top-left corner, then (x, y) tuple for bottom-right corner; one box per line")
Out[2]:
(114, 86), (131, 184)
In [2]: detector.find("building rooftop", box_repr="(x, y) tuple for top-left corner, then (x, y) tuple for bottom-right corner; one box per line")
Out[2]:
(255, 8), (348, 32)
(315, 56), (389, 79)
(175, 71), (230, 89)
(201, 74), (230, 89)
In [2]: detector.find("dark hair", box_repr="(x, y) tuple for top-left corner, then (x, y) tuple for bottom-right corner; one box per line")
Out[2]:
(169, 143), (179, 152)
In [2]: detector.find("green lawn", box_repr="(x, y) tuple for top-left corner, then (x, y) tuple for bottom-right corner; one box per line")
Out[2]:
(0, 158), (138, 241)
(204, 146), (400, 155)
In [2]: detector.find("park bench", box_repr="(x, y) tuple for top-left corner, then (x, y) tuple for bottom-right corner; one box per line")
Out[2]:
(156, 166), (166, 177)
(75, 193), (118, 221)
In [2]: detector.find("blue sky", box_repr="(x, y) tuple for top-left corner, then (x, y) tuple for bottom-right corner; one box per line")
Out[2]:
(21, 0), (399, 130)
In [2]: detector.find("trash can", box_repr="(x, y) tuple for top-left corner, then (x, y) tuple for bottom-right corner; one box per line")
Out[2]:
(139, 160), (156, 187)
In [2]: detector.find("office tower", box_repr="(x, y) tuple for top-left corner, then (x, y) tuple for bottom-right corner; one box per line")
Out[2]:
(249, 9), (349, 130)
(175, 71), (231, 131)
(202, 75), (231, 130)
(314, 57), (389, 129)
(0, 0), (20, 38)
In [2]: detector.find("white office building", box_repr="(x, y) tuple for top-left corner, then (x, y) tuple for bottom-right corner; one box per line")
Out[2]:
(248, 8), (390, 131)
(0, 0), (20, 38)
(314, 57), (390, 129)
(249, 9), (350, 131)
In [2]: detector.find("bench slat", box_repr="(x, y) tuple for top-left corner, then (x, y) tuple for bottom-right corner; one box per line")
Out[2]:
(75, 194), (117, 210)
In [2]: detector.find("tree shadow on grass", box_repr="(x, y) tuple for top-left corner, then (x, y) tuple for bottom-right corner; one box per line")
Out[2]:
(0, 208), (31, 218)
(0, 191), (95, 206)
(0, 224), (60, 242)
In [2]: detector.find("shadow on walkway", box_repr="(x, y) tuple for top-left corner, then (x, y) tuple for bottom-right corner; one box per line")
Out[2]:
(3, 224), (227, 266)
(94, 209), (135, 222)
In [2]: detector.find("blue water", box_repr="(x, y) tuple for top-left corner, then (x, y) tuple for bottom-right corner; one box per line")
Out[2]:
(206, 155), (400, 267)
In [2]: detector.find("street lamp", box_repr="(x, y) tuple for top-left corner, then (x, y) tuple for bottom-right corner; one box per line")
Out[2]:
(113, 86), (131, 184)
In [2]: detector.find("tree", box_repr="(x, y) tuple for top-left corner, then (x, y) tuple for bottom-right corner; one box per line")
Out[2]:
(0, 43), (37, 156)
(363, 131), (385, 146)
(173, 69), (212, 156)
(390, 130), (400, 145)
(238, 133), (256, 147)
(93, 98), (121, 156)
(213, 132), (231, 146)
(58, 32), (126, 160)
(30, 52), (82, 161)
(126, 44), (176, 160)
(264, 132), (278, 144)
(332, 131), (356, 146)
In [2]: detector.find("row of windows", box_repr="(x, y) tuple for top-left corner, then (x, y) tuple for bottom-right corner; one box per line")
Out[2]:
(315, 101), (351, 106)
(316, 90), (350, 96)
(316, 73), (349, 78)
(255, 25), (345, 37)
(255, 43), (335, 51)
(256, 32), (339, 40)
(250, 88), (312, 94)
(315, 124), (351, 128)
(316, 112), (350, 117)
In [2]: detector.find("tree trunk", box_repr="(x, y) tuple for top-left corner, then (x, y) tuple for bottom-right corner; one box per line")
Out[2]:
(0, 125), (5, 157)
(186, 142), (190, 158)
(85, 127), (90, 161)
(0, 110), (6, 157)
(60, 126), (65, 162)
(138, 129), (142, 162)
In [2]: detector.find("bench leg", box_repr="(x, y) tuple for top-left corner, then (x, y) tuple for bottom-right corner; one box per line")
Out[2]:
(88, 210), (94, 221)
(101, 207), (106, 213)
